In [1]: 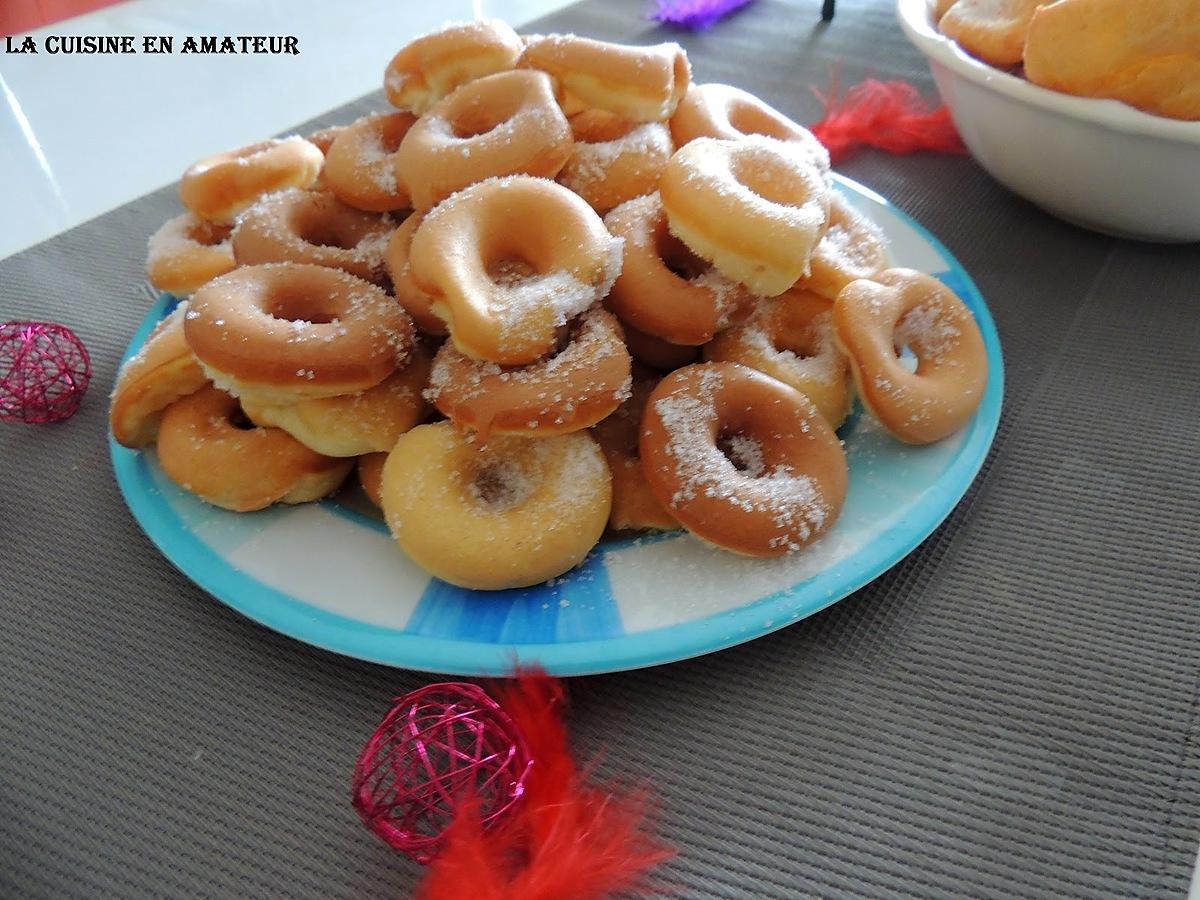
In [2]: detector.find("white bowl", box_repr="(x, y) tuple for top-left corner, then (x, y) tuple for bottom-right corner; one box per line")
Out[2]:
(897, 0), (1200, 242)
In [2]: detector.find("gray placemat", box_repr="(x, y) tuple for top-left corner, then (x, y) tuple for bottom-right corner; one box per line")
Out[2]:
(2, 0), (1199, 896)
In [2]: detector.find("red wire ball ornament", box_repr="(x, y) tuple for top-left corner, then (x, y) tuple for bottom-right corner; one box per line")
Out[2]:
(352, 682), (532, 863)
(0, 321), (92, 424)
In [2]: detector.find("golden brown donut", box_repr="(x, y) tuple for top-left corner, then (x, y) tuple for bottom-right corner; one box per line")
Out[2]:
(357, 452), (387, 508)
(795, 191), (890, 301)
(604, 193), (756, 346)
(231, 189), (394, 284)
(109, 303), (208, 448)
(426, 306), (632, 438)
(395, 70), (573, 212)
(185, 263), (414, 403)
(240, 340), (433, 456)
(384, 19), (524, 115)
(145, 214), (236, 296)
(557, 109), (674, 215)
(591, 375), (680, 532)
(179, 137), (323, 225)
(833, 268), (988, 445)
(659, 136), (831, 297)
(937, 0), (1043, 68)
(380, 422), (612, 590)
(381, 211), (446, 335)
(323, 113), (416, 212)
(704, 288), (853, 429)
(520, 35), (691, 123)
(639, 362), (848, 556)
(408, 176), (623, 366)
(157, 386), (352, 512)
(622, 323), (701, 370)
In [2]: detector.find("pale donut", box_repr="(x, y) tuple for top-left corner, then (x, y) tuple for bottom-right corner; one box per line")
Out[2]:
(557, 110), (674, 215)
(659, 136), (831, 297)
(157, 386), (353, 512)
(380, 422), (612, 590)
(109, 303), (208, 448)
(639, 362), (848, 556)
(408, 176), (623, 366)
(145, 214), (236, 297)
(240, 340), (433, 456)
(795, 191), (890, 301)
(381, 212), (446, 335)
(833, 268), (988, 444)
(185, 263), (414, 403)
(179, 137), (323, 225)
(520, 35), (691, 123)
(323, 113), (415, 212)
(232, 189), (394, 284)
(395, 70), (573, 212)
(384, 19), (524, 115)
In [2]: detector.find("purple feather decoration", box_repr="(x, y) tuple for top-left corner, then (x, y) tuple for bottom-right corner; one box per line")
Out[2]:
(651, 0), (757, 30)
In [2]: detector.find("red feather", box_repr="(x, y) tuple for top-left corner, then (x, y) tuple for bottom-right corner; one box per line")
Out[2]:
(809, 76), (967, 163)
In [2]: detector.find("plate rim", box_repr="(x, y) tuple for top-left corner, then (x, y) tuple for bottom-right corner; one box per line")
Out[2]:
(110, 174), (1004, 676)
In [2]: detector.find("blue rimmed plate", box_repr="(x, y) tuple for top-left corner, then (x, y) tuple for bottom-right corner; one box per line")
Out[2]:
(110, 174), (1003, 676)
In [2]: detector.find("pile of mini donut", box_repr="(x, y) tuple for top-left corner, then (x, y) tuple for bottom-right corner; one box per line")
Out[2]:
(109, 20), (988, 591)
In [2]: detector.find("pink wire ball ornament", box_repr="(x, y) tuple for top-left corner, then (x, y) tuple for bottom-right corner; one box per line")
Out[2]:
(0, 321), (92, 424)
(352, 682), (533, 863)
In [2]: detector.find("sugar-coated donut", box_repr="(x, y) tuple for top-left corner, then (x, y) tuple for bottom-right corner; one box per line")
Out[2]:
(795, 191), (889, 301)
(704, 289), (852, 428)
(381, 212), (445, 335)
(640, 362), (848, 556)
(395, 70), (573, 212)
(232, 189), (394, 284)
(604, 193), (755, 345)
(660, 136), (831, 297)
(591, 375), (680, 532)
(323, 113), (416, 213)
(185, 263), (414, 403)
(426, 306), (632, 438)
(833, 268), (988, 444)
(145, 214), (236, 296)
(936, 0), (1043, 68)
(357, 452), (387, 508)
(109, 303), (208, 448)
(241, 340), (433, 456)
(520, 35), (691, 123)
(622, 323), (700, 370)
(384, 19), (524, 115)
(557, 110), (674, 214)
(380, 422), (612, 590)
(408, 176), (623, 366)
(179, 137), (323, 225)
(157, 387), (353, 511)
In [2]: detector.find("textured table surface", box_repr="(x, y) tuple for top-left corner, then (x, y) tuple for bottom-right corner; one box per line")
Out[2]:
(2, 0), (1199, 897)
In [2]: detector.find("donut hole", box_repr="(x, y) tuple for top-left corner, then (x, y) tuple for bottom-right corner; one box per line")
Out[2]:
(228, 406), (258, 431)
(487, 256), (540, 285)
(894, 302), (959, 371)
(727, 103), (793, 142)
(295, 215), (361, 250)
(773, 326), (822, 361)
(371, 116), (411, 154)
(264, 284), (343, 325)
(468, 460), (533, 510)
(717, 430), (767, 477)
(449, 95), (519, 139)
(656, 228), (710, 280)
(731, 154), (802, 207)
(186, 219), (232, 247)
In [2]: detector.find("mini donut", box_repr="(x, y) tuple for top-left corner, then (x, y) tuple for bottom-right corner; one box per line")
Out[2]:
(109, 303), (208, 448)
(425, 306), (632, 438)
(185, 263), (414, 403)
(157, 386), (352, 512)
(357, 452), (387, 508)
(659, 136), (831, 297)
(795, 191), (889, 301)
(670, 83), (831, 170)
(557, 110), (674, 215)
(240, 340), (433, 456)
(145, 214), (236, 296)
(408, 176), (623, 366)
(382, 212), (446, 335)
(591, 375), (680, 532)
(604, 193), (756, 346)
(384, 19), (524, 115)
(833, 268), (988, 445)
(704, 289), (852, 429)
(231, 189), (393, 285)
(179, 137), (323, 225)
(395, 70), (573, 212)
(380, 422), (612, 590)
(639, 362), (848, 556)
(323, 113), (416, 212)
(520, 35), (691, 123)
(936, 0), (1043, 68)
(623, 323), (700, 370)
